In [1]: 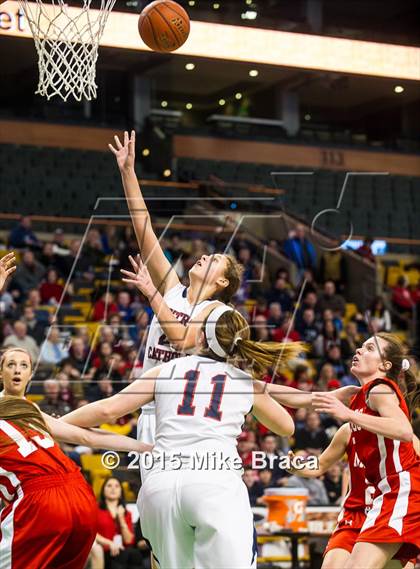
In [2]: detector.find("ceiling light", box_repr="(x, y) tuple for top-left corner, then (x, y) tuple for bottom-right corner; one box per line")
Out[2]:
(161, 100), (168, 108)
(213, 2), (220, 8)
(241, 10), (257, 19)
(249, 69), (259, 77)
(186, 103), (193, 110)
(219, 99), (226, 106)
(235, 92), (243, 100)
(142, 148), (150, 157)
(188, 0), (195, 5)
(163, 169), (171, 178)
(185, 63), (195, 71)
(304, 113), (311, 121)
(246, 0), (253, 5)
(394, 85), (404, 93)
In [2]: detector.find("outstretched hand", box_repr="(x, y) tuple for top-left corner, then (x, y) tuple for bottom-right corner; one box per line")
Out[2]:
(0, 252), (16, 293)
(108, 130), (136, 172)
(121, 255), (156, 299)
(313, 393), (352, 422)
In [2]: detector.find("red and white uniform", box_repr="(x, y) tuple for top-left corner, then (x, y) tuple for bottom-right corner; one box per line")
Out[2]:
(0, 420), (97, 569)
(325, 435), (375, 555)
(350, 378), (420, 561)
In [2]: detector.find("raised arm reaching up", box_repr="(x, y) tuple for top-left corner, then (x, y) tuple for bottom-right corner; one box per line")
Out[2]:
(109, 130), (179, 294)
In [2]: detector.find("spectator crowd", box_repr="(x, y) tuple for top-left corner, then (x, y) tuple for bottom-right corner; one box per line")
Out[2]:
(1, 216), (419, 568)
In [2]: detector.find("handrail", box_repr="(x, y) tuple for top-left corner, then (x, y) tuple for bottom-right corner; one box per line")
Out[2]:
(0, 213), (419, 245)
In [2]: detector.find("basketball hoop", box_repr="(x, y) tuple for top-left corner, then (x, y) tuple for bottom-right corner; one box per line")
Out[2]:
(18, 1), (117, 101)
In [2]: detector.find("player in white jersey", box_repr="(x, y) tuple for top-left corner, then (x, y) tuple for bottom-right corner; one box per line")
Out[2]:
(62, 305), (312, 568)
(109, 131), (244, 462)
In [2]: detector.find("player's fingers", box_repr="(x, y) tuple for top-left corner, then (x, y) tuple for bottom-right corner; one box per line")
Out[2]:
(1, 252), (15, 262)
(122, 278), (136, 284)
(124, 130), (129, 146)
(120, 269), (137, 278)
(108, 143), (118, 155)
(128, 255), (139, 270)
(114, 135), (123, 150)
(6, 266), (16, 276)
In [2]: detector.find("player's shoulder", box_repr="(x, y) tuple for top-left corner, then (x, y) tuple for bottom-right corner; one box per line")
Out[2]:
(163, 282), (185, 300)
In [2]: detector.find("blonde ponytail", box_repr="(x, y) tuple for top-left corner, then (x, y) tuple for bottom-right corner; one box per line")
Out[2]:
(207, 309), (306, 380)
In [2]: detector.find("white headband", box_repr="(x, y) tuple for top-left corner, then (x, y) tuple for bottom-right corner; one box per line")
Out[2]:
(402, 358), (410, 371)
(205, 305), (234, 358)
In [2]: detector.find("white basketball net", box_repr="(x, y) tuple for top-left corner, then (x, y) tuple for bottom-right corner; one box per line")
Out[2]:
(18, 1), (117, 101)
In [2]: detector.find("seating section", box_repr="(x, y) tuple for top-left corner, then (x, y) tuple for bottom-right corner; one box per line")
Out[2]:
(0, 144), (187, 224)
(177, 157), (420, 243)
(1, 144), (419, 246)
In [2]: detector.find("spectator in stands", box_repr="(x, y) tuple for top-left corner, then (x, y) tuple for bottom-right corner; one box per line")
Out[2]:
(316, 280), (346, 317)
(96, 477), (137, 569)
(56, 371), (75, 411)
(3, 320), (40, 361)
(298, 268), (318, 294)
(237, 247), (254, 281)
(357, 237), (375, 263)
(286, 451), (329, 505)
(316, 363), (339, 392)
(84, 228), (106, 266)
(129, 309), (150, 349)
(293, 412), (330, 455)
(55, 238), (90, 280)
(320, 344), (348, 380)
(249, 261), (271, 298)
(8, 216), (40, 249)
(37, 242), (57, 270)
(272, 314), (301, 342)
(253, 297), (269, 319)
(38, 378), (71, 416)
(267, 302), (284, 332)
(296, 308), (319, 345)
(320, 250), (347, 293)
(251, 315), (270, 342)
(52, 228), (70, 255)
(242, 467), (263, 507)
(93, 292), (118, 322)
(340, 321), (363, 361)
(20, 305), (47, 345)
(313, 320), (340, 358)
(87, 375), (114, 402)
(117, 291), (135, 323)
(64, 336), (88, 375)
(366, 296), (391, 332)
(11, 250), (45, 297)
(39, 326), (69, 366)
(267, 277), (294, 313)
(323, 463), (343, 505)
(294, 408), (307, 431)
(283, 224), (317, 275)
(237, 431), (256, 467)
(391, 276), (414, 329)
(100, 226), (119, 256)
(0, 283), (16, 318)
(25, 288), (49, 322)
(260, 434), (290, 486)
(292, 366), (313, 393)
(40, 268), (67, 304)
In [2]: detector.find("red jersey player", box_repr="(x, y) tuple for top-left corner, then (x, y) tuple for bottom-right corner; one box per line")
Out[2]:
(314, 333), (420, 569)
(0, 349), (151, 569)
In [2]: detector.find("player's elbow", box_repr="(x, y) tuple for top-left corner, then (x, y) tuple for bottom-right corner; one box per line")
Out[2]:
(280, 416), (295, 437)
(399, 428), (413, 443)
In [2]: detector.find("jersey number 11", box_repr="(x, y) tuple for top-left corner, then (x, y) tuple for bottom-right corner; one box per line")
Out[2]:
(177, 370), (226, 421)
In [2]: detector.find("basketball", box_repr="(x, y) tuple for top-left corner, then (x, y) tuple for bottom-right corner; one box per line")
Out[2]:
(139, 0), (190, 53)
